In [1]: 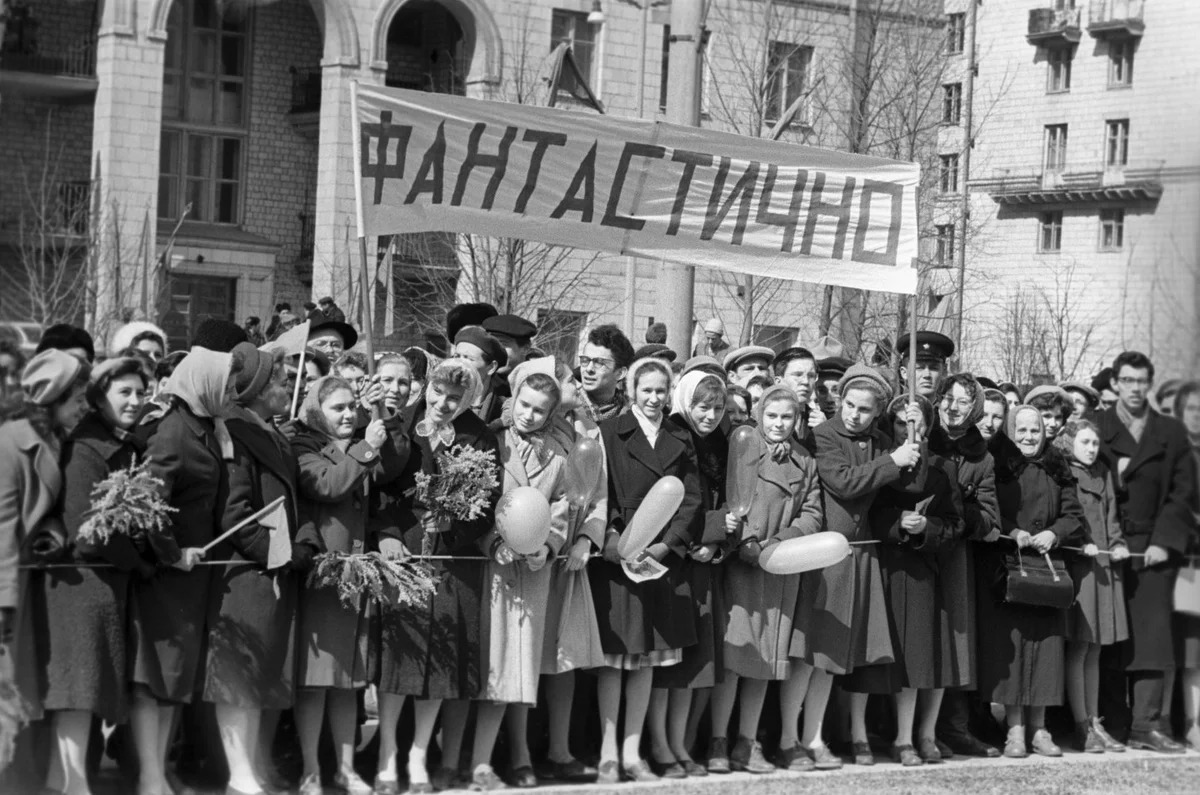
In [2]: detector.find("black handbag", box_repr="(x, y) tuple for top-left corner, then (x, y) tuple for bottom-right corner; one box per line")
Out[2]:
(995, 549), (1075, 609)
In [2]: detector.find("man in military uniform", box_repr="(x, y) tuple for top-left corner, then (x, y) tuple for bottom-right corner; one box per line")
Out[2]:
(896, 330), (954, 400)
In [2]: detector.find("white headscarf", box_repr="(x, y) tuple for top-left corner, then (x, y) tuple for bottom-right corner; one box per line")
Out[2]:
(671, 370), (726, 437)
(163, 347), (234, 459)
(416, 359), (483, 450)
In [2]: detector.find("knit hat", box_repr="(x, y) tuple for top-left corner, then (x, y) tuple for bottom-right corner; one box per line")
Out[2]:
(703, 318), (724, 335)
(108, 321), (168, 358)
(837, 363), (893, 405)
(36, 323), (95, 362)
(21, 349), (88, 406)
(232, 342), (278, 404)
(454, 325), (508, 369)
(192, 318), (248, 353)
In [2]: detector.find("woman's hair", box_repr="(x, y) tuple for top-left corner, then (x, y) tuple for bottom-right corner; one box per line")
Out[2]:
(726, 384), (751, 412)
(377, 352), (411, 374)
(87, 358), (150, 411)
(631, 358), (672, 390)
(402, 349), (429, 382)
(1028, 390), (1072, 422)
(936, 373), (981, 404)
(429, 360), (473, 390)
(760, 388), (801, 414)
(304, 376), (356, 434)
(982, 388), (1009, 423)
(690, 377), (727, 409)
(517, 372), (561, 404)
(1174, 381), (1200, 420)
(130, 330), (166, 350)
(155, 350), (187, 382)
(3, 368), (91, 440)
(1052, 418), (1100, 457)
(336, 351), (369, 373)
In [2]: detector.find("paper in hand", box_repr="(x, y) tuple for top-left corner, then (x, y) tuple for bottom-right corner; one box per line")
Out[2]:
(622, 553), (668, 583)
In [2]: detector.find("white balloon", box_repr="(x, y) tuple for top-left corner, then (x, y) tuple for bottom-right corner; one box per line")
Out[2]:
(619, 476), (685, 560)
(759, 532), (851, 575)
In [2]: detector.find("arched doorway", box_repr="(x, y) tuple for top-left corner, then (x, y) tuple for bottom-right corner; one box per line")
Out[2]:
(385, 1), (467, 95)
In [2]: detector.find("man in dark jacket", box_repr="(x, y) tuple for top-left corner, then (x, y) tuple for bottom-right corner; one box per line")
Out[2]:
(1097, 351), (1197, 753)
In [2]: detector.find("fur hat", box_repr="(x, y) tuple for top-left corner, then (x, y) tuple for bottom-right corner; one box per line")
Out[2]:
(108, 321), (168, 358)
(192, 319), (248, 353)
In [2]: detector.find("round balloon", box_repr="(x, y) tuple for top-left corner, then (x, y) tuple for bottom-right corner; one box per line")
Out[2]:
(726, 424), (762, 518)
(565, 437), (604, 509)
(759, 532), (851, 575)
(496, 486), (552, 555)
(619, 476), (685, 559)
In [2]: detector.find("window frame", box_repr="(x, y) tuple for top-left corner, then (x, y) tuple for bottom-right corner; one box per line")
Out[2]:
(939, 153), (959, 194)
(1108, 39), (1134, 88)
(1099, 208), (1124, 251)
(1105, 119), (1129, 168)
(1044, 124), (1068, 173)
(945, 13), (965, 55)
(1047, 47), (1072, 94)
(159, 0), (250, 226)
(765, 40), (813, 125)
(942, 82), (962, 124)
(934, 223), (956, 268)
(659, 24), (670, 112)
(1038, 210), (1064, 253)
(550, 8), (598, 104)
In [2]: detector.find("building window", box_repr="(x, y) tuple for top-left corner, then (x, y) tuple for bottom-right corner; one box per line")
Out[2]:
(1044, 124), (1068, 173)
(942, 83), (962, 124)
(659, 25), (670, 111)
(1109, 40), (1134, 87)
(766, 41), (812, 123)
(1099, 209), (1124, 251)
(536, 308), (588, 365)
(159, 0), (248, 224)
(1047, 48), (1072, 93)
(551, 9), (597, 100)
(934, 223), (956, 267)
(946, 13), (965, 55)
(1039, 211), (1063, 253)
(1105, 119), (1129, 167)
(939, 154), (959, 193)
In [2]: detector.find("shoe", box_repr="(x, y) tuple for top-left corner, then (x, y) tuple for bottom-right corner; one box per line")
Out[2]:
(852, 742), (874, 766)
(941, 732), (1000, 758)
(1091, 719), (1125, 752)
(335, 771), (375, 795)
(1075, 721), (1105, 754)
(508, 767), (537, 789)
(807, 744), (843, 771)
(299, 774), (324, 795)
(916, 737), (943, 764)
(649, 759), (686, 779)
(596, 760), (619, 785)
(621, 760), (658, 783)
(371, 778), (401, 795)
(1003, 727), (1027, 759)
(431, 769), (455, 792)
(469, 766), (507, 792)
(891, 745), (923, 767)
(706, 737), (731, 774)
(681, 759), (708, 777)
(1030, 729), (1062, 757)
(1128, 729), (1186, 754)
(730, 736), (774, 774)
(776, 744), (813, 772)
(934, 739), (954, 760)
(547, 759), (595, 782)
(1186, 722), (1200, 751)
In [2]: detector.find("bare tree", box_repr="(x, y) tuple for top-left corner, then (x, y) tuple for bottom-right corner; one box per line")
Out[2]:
(994, 285), (1050, 386)
(1037, 259), (1105, 382)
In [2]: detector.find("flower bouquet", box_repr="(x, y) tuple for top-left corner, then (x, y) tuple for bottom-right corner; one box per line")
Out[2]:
(0, 646), (30, 774)
(77, 460), (176, 547)
(308, 551), (438, 608)
(411, 444), (499, 526)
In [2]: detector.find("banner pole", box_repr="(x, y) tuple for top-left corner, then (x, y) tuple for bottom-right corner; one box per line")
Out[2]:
(350, 81), (382, 421)
(908, 258), (918, 442)
(290, 345), (307, 420)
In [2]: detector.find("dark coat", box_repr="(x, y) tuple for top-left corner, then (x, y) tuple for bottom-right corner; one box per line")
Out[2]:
(377, 408), (500, 699)
(41, 414), (149, 722)
(133, 405), (226, 703)
(203, 412), (302, 709)
(590, 410), (702, 656)
(978, 444), (1084, 706)
(1067, 461), (1128, 646)
(1097, 408), (1198, 671)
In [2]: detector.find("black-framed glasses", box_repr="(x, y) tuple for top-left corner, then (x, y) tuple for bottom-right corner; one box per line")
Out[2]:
(579, 356), (615, 370)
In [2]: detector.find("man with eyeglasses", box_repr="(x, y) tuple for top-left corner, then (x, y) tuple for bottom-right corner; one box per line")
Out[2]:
(1096, 351), (1197, 754)
(577, 324), (635, 424)
(307, 316), (358, 359)
(896, 330), (954, 401)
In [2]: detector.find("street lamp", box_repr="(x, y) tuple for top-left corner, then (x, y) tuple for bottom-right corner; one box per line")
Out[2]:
(587, 0), (605, 25)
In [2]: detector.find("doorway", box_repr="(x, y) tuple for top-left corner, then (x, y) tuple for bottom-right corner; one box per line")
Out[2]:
(161, 274), (237, 351)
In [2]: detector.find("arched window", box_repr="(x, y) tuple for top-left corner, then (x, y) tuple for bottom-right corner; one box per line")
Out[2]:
(158, 0), (249, 225)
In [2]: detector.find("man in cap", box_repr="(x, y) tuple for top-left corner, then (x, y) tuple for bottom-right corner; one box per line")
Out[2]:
(1092, 367), (1118, 413)
(896, 330), (954, 400)
(482, 314), (538, 377)
(815, 355), (853, 419)
(453, 325), (508, 428)
(693, 318), (730, 359)
(773, 347), (823, 449)
(633, 343), (676, 364)
(307, 316), (358, 359)
(1061, 381), (1101, 420)
(723, 345), (774, 388)
(318, 295), (346, 323)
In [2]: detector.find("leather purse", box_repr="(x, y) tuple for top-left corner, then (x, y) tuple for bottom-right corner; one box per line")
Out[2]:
(994, 549), (1075, 609)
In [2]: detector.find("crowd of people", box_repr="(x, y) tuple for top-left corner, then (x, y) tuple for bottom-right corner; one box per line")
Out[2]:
(0, 303), (1197, 795)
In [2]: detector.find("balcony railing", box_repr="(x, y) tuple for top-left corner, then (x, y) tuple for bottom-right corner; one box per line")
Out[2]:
(1027, 7), (1083, 45)
(289, 66), (321, 114)
(56, 181), (91, 236)
(0, 34), (97, 78)
(1088, 0), (1144, 37)
(973, 162), (1163, 206)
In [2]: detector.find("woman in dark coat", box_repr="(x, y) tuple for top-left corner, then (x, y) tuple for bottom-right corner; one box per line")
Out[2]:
(292, 375), (405, 795)
(374, 360), (498, 794)
(979, 405), (1084, 759)
(863, 396), (966, 767)
(592, 357), (702, 783)
(203, 344), (312, 793)
(1174, 382), (1200, 750)
(132, 347), (236, 795)
(649, 371), (730, 778)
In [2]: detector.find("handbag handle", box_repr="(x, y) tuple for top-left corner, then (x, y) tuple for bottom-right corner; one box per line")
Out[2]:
(1043, 553), (1061, 583)
(1016, 550), (1027, 578)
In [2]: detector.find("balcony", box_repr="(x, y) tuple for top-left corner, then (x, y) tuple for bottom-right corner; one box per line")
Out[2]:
(1088, 0), (1144, 38)
(1027, 7), (1082, 46)
(288, 66), (321, 138)
(0, 34), (98, 102)
(974, 162), (1163, 206)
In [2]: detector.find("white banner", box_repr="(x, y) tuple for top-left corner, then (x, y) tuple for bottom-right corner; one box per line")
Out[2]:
(354, 84), (920, 294)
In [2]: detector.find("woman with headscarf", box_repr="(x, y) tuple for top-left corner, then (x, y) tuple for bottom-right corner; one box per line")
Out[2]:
(979, 405), (1085, 759)
(0, 350), (88, 791)
(374, 360), (500, 794)
(714, 385), (822, 774)
(649, 371), (731, 778)
(130, 347), (237, 795)
(1174, 381), (1200, 749)
(291, 374), (405, 795)
(203, 343), (314, 794)
(42, 357), (151, 795)
(857, 395), (966, 767)
(591, 357), (702, 783)
(929, 373), (1003, 759)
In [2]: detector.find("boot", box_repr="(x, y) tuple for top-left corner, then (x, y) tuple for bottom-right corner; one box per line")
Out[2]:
(1075, 720), (1104, 753)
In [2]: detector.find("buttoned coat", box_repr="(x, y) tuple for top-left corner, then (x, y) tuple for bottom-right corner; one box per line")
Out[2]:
(1066, 461), (1128, 646)
(590, 410), (702, 656)
(1097, 408), (1197, 670)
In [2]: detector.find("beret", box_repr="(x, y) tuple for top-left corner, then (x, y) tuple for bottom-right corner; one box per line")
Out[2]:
(454, 325), (508, 369)
(1024, 384), (1072, 406)
(22, 349), (87, 406)
(482, 314), (538, 344)
(633, 343), (677, 363)
(837, 362), (894, 405)
(722, 345), (775, 371)
(808, 335), (845, 361)
(682, 355), (725, 378)
(1061, 381), (1099, 408)
(703, 318), (725, 334)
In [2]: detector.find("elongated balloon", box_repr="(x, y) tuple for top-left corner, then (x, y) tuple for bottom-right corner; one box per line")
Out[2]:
(496, 486), (552, 555)
(618, 476), (685, 559)
(565, 437), (603, 509)
(726, 425), (761, 518)
(759, 532), (851, 575)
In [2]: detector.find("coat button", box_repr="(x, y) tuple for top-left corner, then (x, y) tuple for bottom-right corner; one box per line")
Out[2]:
(352, 540), (363, 551)
(506, 579), (516, 589)
(858, 441), (867, 449)
(364, 450), (374, 459)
